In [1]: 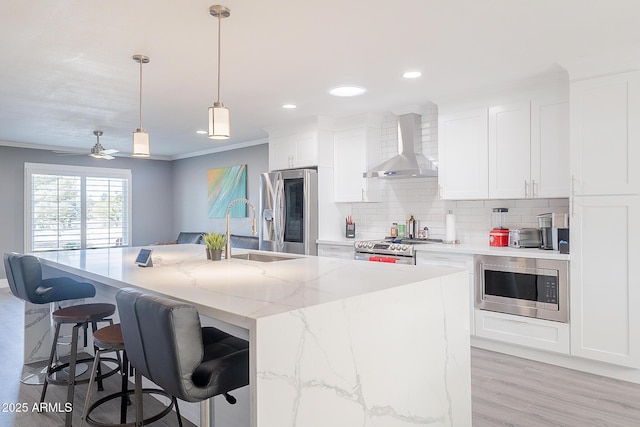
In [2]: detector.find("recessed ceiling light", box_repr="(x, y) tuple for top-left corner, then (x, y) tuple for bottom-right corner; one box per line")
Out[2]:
(196, 130), (208, 134)
(329, 86), (366, 97)
(282, 104), (297, 109)
(402, 71), (422, 79)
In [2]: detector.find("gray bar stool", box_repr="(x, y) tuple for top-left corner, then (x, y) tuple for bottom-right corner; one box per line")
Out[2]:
(116, 288), (249, 427)
(3, 253), (116, 427)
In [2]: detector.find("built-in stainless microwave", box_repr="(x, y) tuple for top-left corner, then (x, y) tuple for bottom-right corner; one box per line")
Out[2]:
(475, 255), (569, 323)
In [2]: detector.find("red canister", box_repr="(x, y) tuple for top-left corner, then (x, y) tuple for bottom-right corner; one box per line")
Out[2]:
(489, 228), (509, 247)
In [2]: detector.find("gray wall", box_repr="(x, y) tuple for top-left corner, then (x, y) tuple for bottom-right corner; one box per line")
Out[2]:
(0, 145), (173, 278)
(170, 143), (269, 237)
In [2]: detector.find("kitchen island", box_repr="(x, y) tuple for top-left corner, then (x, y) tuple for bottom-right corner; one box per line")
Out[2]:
(32, 244), (471, 426)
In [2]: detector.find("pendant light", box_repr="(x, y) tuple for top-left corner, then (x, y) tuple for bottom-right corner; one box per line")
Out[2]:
(208, 5), (231, 140)
(132, 54), (150, 157)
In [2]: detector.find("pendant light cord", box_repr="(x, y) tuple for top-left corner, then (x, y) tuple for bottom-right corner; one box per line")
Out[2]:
(139, 59), (143, 130)
(217, 13), (222, 103)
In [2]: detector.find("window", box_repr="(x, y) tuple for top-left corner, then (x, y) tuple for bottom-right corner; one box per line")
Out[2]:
(25, 163), (132, 252)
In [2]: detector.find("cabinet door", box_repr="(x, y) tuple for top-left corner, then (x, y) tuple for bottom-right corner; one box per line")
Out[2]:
(488, 101), (531, 199)
(293, 132), (318, 168)
(570, 71), (640, 196)
(333, 127), (380, 202)
(570, 195), (640, 368)
(269, 136), (296, 170)
(531, 101), (570, 198)
(317, 244), (354, 259)
(438, 108), (488, 199)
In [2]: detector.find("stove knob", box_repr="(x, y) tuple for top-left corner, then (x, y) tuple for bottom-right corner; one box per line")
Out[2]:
(367, 242), (374, 249)
(402, 245), (409, 251)
(355, 242), (361, 248)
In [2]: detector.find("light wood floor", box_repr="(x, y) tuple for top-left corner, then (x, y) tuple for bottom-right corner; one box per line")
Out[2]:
(1, 287), (639, 426)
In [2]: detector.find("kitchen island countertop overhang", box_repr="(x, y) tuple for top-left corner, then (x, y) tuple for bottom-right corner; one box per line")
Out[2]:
(32, 244), (472, 426)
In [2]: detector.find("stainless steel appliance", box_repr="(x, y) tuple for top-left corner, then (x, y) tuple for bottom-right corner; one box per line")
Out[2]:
(508, 228), (542, 248)
(354, 240), (417, 265)
(537, 213), (553, 250)
(259, 168), (318, 255)
(353, 238), (443, 265)
(475, 255), (568, 322)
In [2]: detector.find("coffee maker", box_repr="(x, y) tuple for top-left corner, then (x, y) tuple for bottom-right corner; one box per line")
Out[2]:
(537, 213), (553, 250)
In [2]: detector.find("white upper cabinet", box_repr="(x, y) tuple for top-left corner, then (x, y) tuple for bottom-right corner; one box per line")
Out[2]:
(438, 108), (489, 199)
(267, 117), (334, 171)
(570, 71), (640, 196)
(333, 114), (382, 203)
(488, 98), (569, 199)
(531, 100), (570, 198)
(488, 101), (532, 198)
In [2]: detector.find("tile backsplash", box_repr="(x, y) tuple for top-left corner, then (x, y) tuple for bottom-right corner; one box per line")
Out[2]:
(347, 108), (569, 243)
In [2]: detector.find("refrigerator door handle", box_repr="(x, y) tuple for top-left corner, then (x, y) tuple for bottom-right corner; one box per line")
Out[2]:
(274, 174), (285, 252)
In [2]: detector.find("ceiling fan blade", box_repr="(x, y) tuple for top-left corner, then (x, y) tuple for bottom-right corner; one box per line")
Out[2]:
(100, 149), (119, 155)
(102, 154), (115, 160)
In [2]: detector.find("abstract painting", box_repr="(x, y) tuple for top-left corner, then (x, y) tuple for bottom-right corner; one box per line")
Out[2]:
(207, 164), (247, 218)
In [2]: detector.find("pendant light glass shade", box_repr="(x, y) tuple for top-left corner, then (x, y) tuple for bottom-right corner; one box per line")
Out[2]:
(209, 102), (230, 139)
(132, 129), (150, 157)
(132, 54), (150, 157)
(208, 5), (231, 140)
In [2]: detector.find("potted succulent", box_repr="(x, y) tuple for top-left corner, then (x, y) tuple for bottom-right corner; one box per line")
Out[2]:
(203, 233), (225, 261)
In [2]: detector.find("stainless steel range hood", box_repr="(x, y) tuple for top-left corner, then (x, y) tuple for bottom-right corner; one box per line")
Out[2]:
(364, 113), (438, 178)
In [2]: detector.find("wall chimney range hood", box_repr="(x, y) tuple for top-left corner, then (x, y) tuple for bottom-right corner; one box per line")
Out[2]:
(363, 113), (438, 179)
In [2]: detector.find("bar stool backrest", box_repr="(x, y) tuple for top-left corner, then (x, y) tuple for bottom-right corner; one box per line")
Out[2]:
(4, 253), (44, 303)
(116, 288), (206, 401)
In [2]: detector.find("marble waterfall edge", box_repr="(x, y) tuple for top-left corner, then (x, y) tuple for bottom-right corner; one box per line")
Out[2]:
(254, 271), (471, 426)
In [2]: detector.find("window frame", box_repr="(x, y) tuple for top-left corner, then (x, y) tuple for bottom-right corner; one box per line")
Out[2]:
(24, 162), (132, 252)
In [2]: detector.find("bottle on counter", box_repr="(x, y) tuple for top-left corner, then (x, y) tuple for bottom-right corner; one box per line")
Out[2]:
(390, 223), (398, 238)
(397, 223), (405, 238)
(408, 214), (416, 239)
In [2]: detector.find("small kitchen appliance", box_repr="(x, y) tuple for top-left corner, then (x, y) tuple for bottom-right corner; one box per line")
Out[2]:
(508, 228), (542, 248)
(489, 208), (509, 247)
(537, 213), (553, 250)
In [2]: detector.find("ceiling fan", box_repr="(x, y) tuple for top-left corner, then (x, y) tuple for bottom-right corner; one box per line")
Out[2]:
(54, 130), (119, 159)
(89, 130), (118, 159)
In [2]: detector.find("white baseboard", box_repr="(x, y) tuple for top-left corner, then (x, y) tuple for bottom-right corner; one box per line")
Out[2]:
(0, 279), (8, 289)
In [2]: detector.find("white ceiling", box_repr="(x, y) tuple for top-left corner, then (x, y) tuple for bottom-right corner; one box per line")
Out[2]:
(1, 0), (639, 159)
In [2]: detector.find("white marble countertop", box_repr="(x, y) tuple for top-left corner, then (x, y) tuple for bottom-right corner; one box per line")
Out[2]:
(36, 244), (462, 330)
(317, 238), (570, 260)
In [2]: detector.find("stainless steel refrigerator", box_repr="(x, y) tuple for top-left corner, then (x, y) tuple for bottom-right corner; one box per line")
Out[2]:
(259, 168), (318, 255)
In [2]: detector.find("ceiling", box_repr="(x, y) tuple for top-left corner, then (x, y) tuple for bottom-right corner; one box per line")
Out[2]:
(1, 1), (640, 159)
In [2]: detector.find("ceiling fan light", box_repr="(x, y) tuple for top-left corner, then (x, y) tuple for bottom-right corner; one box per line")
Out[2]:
(208, 102), (230, 139)
(132, 130), (150, 157)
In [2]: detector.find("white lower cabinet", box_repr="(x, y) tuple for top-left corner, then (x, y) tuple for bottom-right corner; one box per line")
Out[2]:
(317, 243), (354, 260)
(474, 310), (570, 354)
(416, 252), (475, 334)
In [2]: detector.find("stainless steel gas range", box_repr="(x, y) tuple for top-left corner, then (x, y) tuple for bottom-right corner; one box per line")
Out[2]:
(353, 239), (443, 265)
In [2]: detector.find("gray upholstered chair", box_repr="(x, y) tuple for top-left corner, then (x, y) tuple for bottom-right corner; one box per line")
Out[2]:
(230, 234), (259, 249)
(176, 232), (205, 244)
(115, 288), (249, 426)
(4, 252), (116, 427)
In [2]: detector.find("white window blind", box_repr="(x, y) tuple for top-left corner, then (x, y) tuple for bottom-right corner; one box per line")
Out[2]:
(25, 163), (132, 252)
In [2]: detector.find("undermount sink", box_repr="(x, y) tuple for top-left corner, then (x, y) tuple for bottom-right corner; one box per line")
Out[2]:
(230, 252), (297, 263)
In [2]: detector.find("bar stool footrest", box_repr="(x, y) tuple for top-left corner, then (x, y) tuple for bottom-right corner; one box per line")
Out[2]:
(85, 388), (175, 427)
(47, 356), (120, 386)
